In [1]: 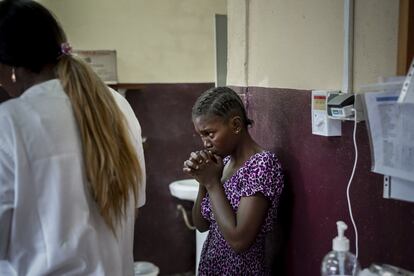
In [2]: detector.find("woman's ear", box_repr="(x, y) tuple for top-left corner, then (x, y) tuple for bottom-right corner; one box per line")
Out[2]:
(230, 116), (243, 134)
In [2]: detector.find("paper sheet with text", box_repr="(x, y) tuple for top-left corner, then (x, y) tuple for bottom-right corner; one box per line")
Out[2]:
(364, 89), (414, 181)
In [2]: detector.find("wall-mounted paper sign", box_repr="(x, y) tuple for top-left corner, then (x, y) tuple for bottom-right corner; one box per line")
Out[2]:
(73, 50), (118, 84)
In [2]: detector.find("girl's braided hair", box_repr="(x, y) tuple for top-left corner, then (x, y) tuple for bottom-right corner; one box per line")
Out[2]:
(192, 87), (253, 127)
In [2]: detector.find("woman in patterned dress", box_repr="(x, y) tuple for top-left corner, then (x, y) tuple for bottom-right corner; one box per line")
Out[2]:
(183, 87), (284, 275)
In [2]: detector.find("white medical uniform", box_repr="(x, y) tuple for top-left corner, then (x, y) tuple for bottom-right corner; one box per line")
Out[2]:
(0, 79), (146, 275)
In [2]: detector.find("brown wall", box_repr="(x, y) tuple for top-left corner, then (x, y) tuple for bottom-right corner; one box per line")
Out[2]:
(126, 84), (414, 275)
(126, 83), (214, 275)
(237, 86), (414, 275)
(1, 83), (211, 275)
(3, 83), (413, 275)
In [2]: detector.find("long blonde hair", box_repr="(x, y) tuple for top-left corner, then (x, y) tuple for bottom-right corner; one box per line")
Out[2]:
(0, 0), (141, 233)
(57, 55), (141, 233)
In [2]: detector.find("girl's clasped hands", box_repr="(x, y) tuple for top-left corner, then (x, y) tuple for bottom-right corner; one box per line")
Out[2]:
(183, 150), (223, 186)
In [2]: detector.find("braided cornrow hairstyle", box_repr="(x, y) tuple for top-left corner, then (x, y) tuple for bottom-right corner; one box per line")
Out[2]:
(192, 87), (253, 127)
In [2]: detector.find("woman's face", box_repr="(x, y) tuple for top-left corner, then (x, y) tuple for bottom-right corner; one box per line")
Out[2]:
(193, 115), (237, 157)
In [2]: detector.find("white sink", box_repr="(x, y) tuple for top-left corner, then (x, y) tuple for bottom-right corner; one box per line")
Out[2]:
(169, 178), (208, 275)
(169, 179), (199, 202)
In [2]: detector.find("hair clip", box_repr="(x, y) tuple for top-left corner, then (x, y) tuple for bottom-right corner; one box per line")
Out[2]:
(60, 42), (72, 56)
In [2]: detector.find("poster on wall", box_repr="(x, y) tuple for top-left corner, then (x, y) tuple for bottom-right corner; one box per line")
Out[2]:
(363, 83), (414, 182)
(73, 50), (118, 84)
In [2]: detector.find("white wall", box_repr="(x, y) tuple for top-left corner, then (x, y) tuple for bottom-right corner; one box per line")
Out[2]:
(353, 0), (399, 89)
(227, 0), (399, 91)
(38, 0), (226, 83)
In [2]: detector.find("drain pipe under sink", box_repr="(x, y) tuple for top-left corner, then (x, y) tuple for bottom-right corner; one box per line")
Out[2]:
(177, 204), (196, 230)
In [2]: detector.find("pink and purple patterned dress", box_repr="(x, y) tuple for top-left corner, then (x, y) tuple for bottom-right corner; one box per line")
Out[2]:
(199, 151), (284, 275)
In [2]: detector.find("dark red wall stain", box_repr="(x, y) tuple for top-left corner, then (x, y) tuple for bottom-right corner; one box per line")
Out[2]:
(239, 86), (414, 275)
(126, 83), (214, 275)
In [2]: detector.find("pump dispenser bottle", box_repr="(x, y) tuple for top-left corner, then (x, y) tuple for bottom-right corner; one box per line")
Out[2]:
(321, 221), (360, 276)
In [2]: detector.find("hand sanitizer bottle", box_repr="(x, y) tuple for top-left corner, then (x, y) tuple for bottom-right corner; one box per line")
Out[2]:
(321, 221), (360, 276)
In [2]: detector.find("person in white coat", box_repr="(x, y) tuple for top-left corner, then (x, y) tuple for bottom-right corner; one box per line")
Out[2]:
(0, 0), (146, 275)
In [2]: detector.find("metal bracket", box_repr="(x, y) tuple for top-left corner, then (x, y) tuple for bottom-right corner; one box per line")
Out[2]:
(383, 175), (414, 203)
(383, 175), (391, 198)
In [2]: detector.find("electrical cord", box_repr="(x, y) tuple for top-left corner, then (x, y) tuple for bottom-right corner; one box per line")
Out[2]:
(346, 108), (359, 258)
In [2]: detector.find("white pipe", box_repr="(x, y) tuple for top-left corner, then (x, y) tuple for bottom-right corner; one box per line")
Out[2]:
(244, 0), (250, 87)
(343, 0), (354, 94)
(177, 204), (196, 230)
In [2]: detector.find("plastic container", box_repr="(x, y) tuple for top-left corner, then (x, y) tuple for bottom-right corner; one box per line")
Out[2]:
(134, 261), (159, 276)
(321, 221), (360, 276)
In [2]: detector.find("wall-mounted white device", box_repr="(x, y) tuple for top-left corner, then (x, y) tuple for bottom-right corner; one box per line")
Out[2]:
(327, 93), (355, 119)
(311, 90), (342, 136)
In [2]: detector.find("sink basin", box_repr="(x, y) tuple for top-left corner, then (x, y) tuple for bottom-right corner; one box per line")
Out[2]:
(169, 178), (208, 274)
(169, 179), (199, 202)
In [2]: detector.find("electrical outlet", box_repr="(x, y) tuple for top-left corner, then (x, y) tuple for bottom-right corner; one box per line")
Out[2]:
(311, 90), (342, 136)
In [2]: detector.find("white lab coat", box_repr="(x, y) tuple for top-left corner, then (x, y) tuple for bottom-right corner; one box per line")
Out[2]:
(0, 79), (146, 275)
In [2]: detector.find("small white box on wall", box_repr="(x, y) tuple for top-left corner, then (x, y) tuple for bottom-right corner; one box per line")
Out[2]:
(311, 90), (342, 136)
